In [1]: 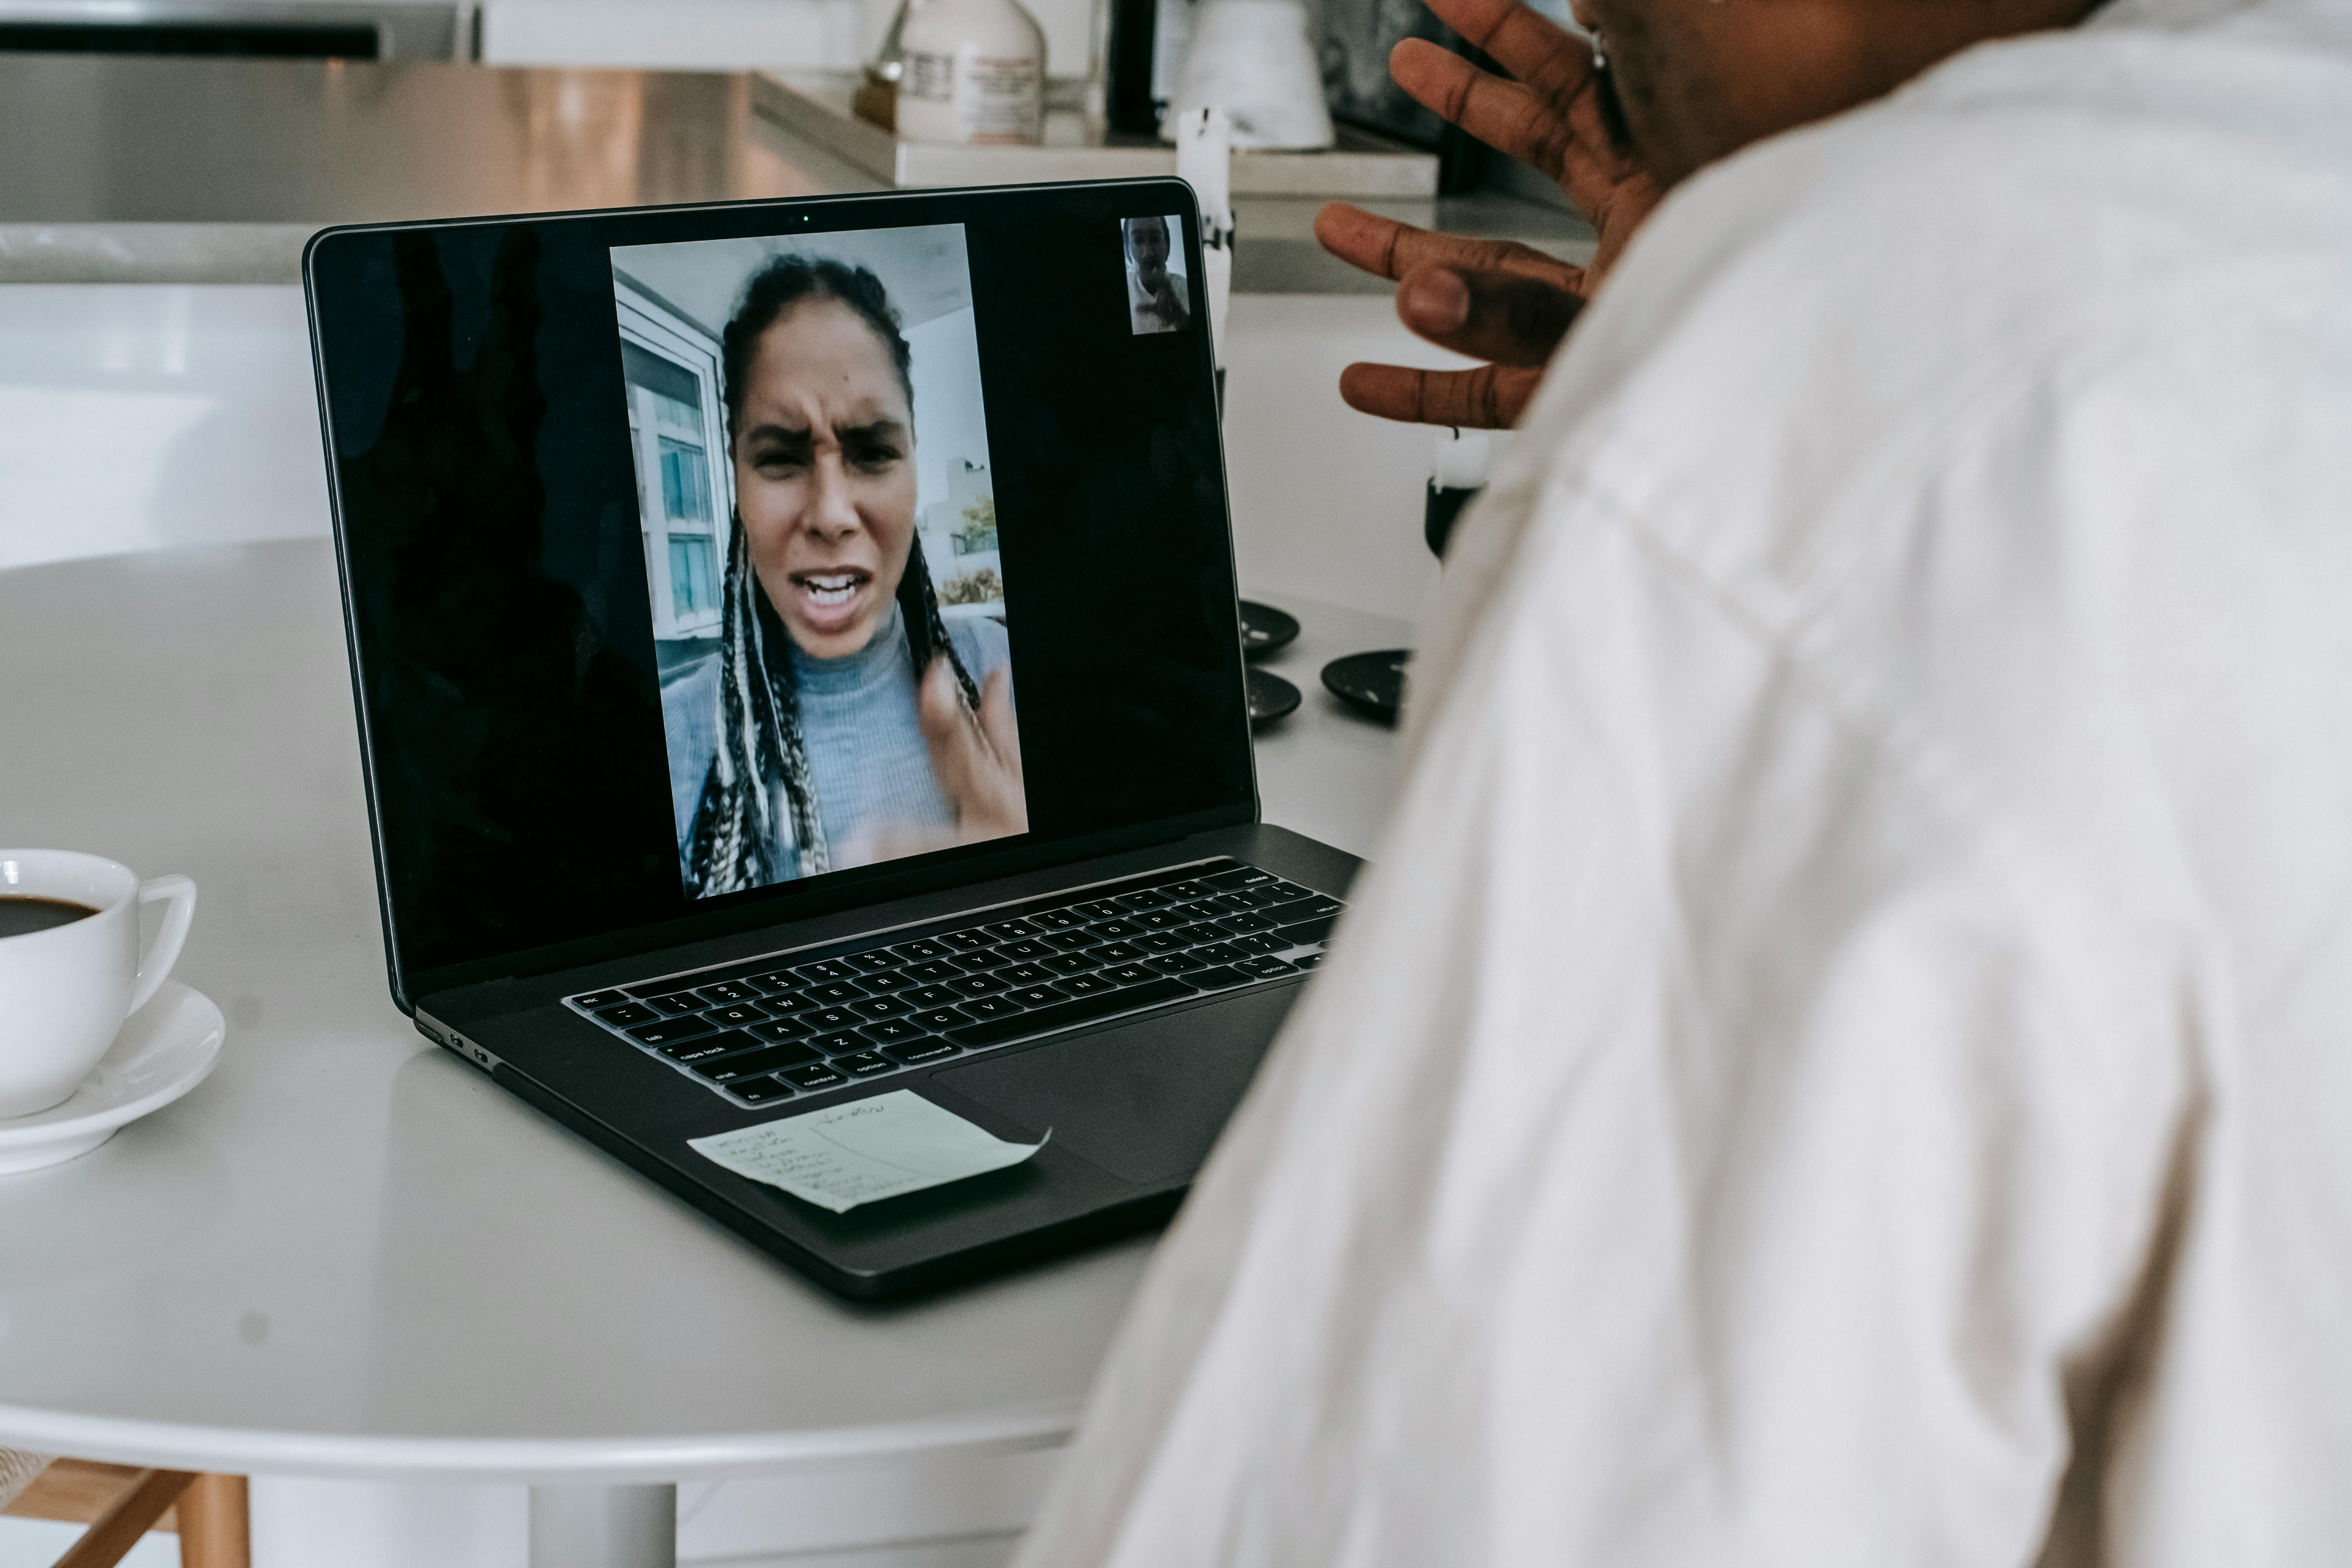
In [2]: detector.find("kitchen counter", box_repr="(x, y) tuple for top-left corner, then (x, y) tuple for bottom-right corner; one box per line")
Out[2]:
(0, 52), (1595, 291)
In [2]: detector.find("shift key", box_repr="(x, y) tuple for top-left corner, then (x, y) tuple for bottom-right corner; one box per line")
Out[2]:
(690, 1040), (822, 1081)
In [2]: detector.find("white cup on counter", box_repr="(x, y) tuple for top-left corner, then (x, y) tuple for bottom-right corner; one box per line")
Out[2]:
(0, 849), (197, 1118)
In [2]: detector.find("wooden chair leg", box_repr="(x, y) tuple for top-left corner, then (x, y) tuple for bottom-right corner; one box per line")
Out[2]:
(54, 1469), (196, 1568)
(172, 1475), (249, 1568)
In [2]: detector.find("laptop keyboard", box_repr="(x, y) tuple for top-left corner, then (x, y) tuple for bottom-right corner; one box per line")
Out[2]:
(563, 859), (1343, 1108)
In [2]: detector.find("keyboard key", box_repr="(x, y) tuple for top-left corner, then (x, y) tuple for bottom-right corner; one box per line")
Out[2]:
(904, 960), (962, 985)
(657, 1034), (744, 1063)
(1134, 909), (1191, 930)
(1090, 918), (1145, 940)
(794, 959), (858, 984)
(728, 1075), (795, 1105)
(891, 938), (952, 962)
(1186, 942), (1245, 965)
(1040, 951), (1101, 974)
(1028, 908), (1085, 931)
(644, 991), (706, 1016)
(842, 951), (898, 974)
(744, 971), (803, 994)
(939, 929), (993, 952)
(808, 1029), (874, 1056)
(1201, 866), (1279, 891)
(1188, 965), (1248, 990)
(1137, 931), (1191, 953)
(1000, 962), (1055, 986)
(984, 918), (1042, 940)
(881, 1038), (962, 1066)
(692, 1041), (822, 1081)
(862, 1017), (929, 1045)
(905, 984), (960, 1009)
(594, 1002), (657, 1027)
(909, 1006), (970, 1031)
(629, 1016), (716, 1046)
(1159, 879), (1214, 901)
(948, 950), (1008, 973)
(832, 1050), (896, 1077)
(750, 1017), (814, 1043)
(959, 995), (1023, 1020)
(949, 977), (1194, 1049)
(1272, 915), (1337, 948)
(758, 987), (818, 1013)
(1056, 973), (1117, 996)
(1148, 951), (1208, 973)
(1040, 929), (1100, 951)
(850, 994), (912, 1020)
(1293, 952), (1324, 970)
(996, 938), (1053, 962)
(1093, 941), (1148, 963)
(1114, 890), (1174, 910)
(1073, 900), (1125, 920)
(858, 969), (915, 993)
(1100, 962), (1160, 986)
(948, 972), (1008, 997)
(572, 990), (630, 1010)
(1227, 932), (1289, 955)
(707, 1003), (769, 1028)
(805, 980), (867, 1005)
(802, 1006), (864, 1033)
(697, 982), (760, 1006)
(780, 1062), (849, 1092)
(1220, 912), (1278, 934)
(1005, 985), (1063, 1008)
(1265, 895), (1344, 924)
(1235, 955), (1298, 979)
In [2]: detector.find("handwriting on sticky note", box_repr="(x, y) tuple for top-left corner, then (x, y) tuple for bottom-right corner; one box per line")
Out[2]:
(688, 1089), (1046, 1214)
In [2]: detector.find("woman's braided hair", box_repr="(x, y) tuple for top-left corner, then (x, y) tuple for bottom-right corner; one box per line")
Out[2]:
(686, 254), (979, 898)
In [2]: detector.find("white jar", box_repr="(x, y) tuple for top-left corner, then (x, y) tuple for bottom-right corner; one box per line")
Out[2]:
(897, 0), (1049, 146)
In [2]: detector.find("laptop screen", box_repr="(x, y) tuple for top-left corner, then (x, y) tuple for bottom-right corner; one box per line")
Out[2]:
(307, 182), (1253, 1002)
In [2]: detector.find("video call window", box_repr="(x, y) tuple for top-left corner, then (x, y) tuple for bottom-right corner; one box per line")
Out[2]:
(1122, 214), (1190, 336)
(609, 224), (1027, 902)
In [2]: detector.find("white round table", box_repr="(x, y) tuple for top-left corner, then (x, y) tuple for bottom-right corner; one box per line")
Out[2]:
(0, 537), (1402, 1566)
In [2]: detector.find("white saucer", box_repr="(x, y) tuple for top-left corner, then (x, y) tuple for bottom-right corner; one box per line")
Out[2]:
(0, 982), (225, 1175)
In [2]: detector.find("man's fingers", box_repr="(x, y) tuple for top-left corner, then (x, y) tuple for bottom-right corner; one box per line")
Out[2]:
(1337, 361), (1544, 429)
(1414, 0), (1588, 96)
(1315, 203), (1583, 290)
(1397, 264), (1583, 366)
(1389, 40), (1573, 177)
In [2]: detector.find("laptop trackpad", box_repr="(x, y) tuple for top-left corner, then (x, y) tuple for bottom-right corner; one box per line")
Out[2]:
(932, 985), (1303, 1187)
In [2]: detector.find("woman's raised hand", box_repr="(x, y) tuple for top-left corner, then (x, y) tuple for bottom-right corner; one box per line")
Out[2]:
(1317, 0), (1662, 428)
(918, 659), (1029, 846)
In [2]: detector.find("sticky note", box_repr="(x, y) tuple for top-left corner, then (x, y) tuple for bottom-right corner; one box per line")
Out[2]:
(688, 1089), (1046, 1214)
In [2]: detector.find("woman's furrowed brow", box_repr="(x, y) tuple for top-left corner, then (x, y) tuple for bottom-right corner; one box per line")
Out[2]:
(743, 417), (906, 447)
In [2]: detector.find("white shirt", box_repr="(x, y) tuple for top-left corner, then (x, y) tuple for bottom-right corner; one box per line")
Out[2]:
(1013, 2), (2352, 1564)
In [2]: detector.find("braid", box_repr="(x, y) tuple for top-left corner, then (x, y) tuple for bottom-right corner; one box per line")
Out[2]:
(898, 533), (981, 712)
(686, 515), (830, 895)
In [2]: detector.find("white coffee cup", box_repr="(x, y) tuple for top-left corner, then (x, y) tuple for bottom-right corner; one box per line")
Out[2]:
(0, 850), (198, 1119)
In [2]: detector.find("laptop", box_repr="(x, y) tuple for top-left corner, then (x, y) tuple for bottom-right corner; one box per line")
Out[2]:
(303, 179), (1361, 1298)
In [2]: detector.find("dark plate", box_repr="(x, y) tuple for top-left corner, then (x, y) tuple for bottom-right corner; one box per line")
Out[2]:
(1320, 649), (1409, 725)
(1238, 600), (1300, 659)
(1246, 666), (1302, 726)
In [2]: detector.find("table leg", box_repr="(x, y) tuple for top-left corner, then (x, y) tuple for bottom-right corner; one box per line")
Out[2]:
(526, 1483), (676, 1568)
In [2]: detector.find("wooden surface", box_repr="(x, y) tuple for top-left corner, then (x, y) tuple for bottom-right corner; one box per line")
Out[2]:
(52, 1468), (191, 1568)
(5, 1461), (250, 1566)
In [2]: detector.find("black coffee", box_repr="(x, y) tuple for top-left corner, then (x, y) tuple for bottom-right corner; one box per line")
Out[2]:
(0, 896), (98, 938)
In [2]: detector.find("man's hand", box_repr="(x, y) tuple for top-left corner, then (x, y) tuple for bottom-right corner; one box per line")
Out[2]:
(1320, 0), (1663, 428)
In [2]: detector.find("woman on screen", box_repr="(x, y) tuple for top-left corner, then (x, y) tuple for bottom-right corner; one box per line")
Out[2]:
(671, 256), (1024, 897)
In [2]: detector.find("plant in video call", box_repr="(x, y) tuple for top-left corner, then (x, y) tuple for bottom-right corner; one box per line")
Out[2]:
(953, 498), (999, 555)
(939, 567), (1004, 606)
